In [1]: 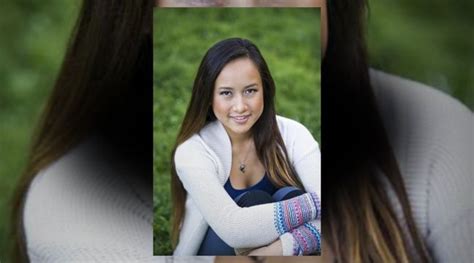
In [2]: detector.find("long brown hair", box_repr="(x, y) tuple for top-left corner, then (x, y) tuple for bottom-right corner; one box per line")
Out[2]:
(323, 1), (431, 262)
(170, 38), (304, 247)
(10, 0), (153, 261)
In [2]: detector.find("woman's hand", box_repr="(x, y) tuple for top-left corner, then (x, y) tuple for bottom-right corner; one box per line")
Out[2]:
(247, 239), (283, 256)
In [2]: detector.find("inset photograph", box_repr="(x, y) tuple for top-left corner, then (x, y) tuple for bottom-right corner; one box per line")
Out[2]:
(153, 8), (321, 256)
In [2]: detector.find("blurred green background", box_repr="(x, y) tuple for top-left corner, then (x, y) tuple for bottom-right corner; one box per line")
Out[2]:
(0, 0), (472, 260)
(0, 1), (79, 259)
(367, 0), (474, 108)
(153, 8), (321, 255)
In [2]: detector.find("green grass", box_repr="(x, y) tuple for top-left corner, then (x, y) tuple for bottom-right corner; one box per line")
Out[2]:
(0, 1), (79, 259)
(153, 8), (321, 255)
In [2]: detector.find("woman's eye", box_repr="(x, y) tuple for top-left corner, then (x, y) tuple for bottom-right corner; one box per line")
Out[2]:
(244, 88), (257, 95)
(220, 91), (232, 96)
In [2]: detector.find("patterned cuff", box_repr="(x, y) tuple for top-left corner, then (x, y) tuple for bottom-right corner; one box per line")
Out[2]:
(273, 192), (321, 234)
(290, 222), (321, 255)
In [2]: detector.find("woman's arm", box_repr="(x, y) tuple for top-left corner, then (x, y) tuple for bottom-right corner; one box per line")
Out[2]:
(174, 138), (321, 248)
(244, 219), (321, 256)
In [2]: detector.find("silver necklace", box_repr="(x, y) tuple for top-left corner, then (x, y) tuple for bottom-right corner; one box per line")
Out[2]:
(239, 140), (253, 173)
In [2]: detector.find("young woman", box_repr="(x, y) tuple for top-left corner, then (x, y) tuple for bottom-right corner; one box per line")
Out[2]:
(11, 0), (154, 261)
(170, 38), (322, 256)
(188, 0), (471, 262)
(321, 1), (472, 262)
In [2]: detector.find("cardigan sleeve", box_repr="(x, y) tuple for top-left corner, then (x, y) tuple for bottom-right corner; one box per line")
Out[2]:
(280, 221), (321, 255)
(174, 138), (321, 249)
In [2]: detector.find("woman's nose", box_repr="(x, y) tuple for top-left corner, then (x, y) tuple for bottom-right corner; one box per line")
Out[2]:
(233, 96), (247, 112)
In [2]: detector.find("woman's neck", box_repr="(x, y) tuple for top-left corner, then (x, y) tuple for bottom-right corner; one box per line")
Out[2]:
(228, 132), (252, 147)
(223, 126), (253, 147)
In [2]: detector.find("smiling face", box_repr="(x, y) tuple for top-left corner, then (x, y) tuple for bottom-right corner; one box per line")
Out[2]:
(212, 57), (264, 140)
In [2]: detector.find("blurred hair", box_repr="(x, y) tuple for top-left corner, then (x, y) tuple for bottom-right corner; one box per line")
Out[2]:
(11, 0), (153, 261)
(322, 1), (431, 262)
(170, 38), (304, 247)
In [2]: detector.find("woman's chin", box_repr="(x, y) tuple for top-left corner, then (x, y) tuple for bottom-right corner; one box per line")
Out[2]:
(223, 123), (252, 137)
(231, 127), (252, 136)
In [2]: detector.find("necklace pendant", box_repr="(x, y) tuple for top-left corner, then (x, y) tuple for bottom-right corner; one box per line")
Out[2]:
(239, 164), (246, 173)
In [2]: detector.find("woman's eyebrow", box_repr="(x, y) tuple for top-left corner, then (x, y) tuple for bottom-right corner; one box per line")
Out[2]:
(217, 83), (257, 90)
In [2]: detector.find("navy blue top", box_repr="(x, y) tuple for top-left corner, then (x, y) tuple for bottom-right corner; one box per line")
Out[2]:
(224, 173), (277, 199)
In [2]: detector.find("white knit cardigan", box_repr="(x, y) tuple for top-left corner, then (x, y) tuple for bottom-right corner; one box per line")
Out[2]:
(23, 138), (155, 262)
(370, 70), (473, 262)
(173, 115), (321, 255)
(23, 71), (472, 261)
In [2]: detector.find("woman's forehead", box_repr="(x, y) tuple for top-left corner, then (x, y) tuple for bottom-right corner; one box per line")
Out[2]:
(215, 58), (261, 87)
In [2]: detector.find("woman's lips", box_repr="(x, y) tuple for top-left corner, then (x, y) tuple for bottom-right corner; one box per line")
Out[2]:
(230, 115), (250, 124)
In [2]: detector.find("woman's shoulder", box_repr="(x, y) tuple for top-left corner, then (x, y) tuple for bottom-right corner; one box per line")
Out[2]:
(175, 121), (231, 173)
(276, 115), (319, 148)
(175, 134), (206, 154)
(370, 69), (472, 177)
(174, 134), (216, 167)
(23, 137), (153, 261)
(276, 115), (310, 132)
(275, 115), (320, 169)
(24, 138), (110, 213)
(371, 70), (473, 260)
(370, 69), (472, 182)
(370, 69), (471, 118)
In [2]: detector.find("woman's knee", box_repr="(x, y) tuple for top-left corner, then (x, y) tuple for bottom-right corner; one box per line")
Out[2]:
(273, 186), (305, 201)
(234, 190), (274, 207)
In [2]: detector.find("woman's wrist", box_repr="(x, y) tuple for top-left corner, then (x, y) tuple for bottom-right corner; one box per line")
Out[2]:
(279, 232), (296, 256)
(266, 238), (283, 255)
(247, 239), (283, 256)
